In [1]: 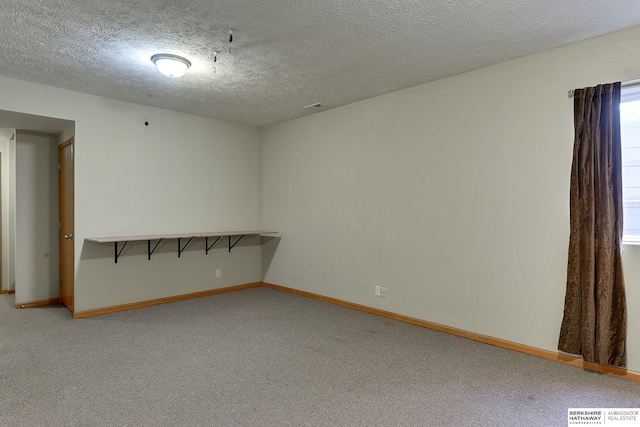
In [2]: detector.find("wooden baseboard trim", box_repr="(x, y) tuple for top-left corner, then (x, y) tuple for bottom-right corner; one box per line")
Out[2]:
(261, 282), (640, 383)
(15, 297), (60, 308)
(1, 289), (16, 294)
(73, 282), (263, 319)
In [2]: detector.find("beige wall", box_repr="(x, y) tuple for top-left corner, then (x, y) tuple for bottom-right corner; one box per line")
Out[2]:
(261, 26), (640, 371)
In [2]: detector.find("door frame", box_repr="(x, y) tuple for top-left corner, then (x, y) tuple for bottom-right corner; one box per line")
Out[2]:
(58, 138), (74, 311)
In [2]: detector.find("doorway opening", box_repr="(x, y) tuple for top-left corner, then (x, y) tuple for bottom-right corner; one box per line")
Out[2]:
(0, 110), (74, 311)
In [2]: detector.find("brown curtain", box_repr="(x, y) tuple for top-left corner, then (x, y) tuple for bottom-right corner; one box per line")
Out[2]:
(558, 83), (627, 367)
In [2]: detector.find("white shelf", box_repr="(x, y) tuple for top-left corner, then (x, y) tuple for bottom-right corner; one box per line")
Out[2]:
(85, 231), (278, 263)
(85, 231), (277, 243)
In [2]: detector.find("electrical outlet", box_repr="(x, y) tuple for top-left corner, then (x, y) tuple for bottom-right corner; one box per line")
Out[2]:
(216, 269), (221, 278)
(375, 285), (381, 296)
(381, 287), (387, 298)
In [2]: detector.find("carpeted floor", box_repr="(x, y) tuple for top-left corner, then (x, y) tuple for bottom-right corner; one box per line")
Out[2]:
(0, 287), (638, 426)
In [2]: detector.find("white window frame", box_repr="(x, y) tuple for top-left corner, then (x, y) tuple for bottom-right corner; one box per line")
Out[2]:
(620, 84), (640, 244)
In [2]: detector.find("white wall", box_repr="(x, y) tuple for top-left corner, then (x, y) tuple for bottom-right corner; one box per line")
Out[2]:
(73, 104), (262, 311)
(9, 132), (15, 293)
(0, 78), (262, 312)
(261, 26), (640, 371)
(15, 131), (58, 303)
(58, 123), (75, 146)
(0, 137), (8, 291)
(0, 131), (16, 292)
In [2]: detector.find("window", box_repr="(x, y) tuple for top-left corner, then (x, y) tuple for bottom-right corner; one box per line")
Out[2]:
(620, 85), (640, 242)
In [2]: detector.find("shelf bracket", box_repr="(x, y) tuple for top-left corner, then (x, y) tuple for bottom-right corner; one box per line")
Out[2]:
(114, 241), (128, 263)
(228, 235), (245, 252)
(147, 239), (162, 260)
(178, 237), (193, 258)
(206, 236), (221, 255)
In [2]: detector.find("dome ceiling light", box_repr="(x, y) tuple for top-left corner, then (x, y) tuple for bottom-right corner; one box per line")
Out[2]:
(151, 54), (191, 78)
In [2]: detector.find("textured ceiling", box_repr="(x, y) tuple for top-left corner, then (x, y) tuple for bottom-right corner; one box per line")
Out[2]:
(2, 0), (640, 128)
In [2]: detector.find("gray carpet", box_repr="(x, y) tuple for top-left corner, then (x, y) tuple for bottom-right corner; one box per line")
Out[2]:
(0, 287), (638, 426)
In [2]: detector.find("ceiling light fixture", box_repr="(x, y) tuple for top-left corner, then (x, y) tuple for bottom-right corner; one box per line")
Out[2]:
(151, 54), (191, 78)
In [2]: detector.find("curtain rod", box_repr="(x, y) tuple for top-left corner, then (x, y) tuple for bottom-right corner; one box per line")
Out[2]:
(568, 79), (640, 98)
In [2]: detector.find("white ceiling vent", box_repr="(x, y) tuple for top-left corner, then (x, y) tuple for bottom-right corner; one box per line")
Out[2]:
(303, 103), (325, 109)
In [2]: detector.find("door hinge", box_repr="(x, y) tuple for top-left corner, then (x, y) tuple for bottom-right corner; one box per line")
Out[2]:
(58, 221), (62, 229)
(58, 163), (61, 171)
